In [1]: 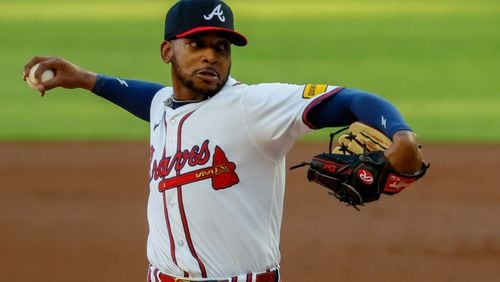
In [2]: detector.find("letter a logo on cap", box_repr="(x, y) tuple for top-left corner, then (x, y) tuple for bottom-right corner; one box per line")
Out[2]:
(204, 4), (225, 22)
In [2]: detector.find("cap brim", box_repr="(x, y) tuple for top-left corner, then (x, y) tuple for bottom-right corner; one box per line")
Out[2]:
(176, 26), (247, 46)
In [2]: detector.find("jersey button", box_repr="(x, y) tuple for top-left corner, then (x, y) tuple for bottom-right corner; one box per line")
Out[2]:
(177, 240), (185, 247)
(170, 119), (177, 124)
(168, 137), (175, 143)
(169, 200), (175, 207)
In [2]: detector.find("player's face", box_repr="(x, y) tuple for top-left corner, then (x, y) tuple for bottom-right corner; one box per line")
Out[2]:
(165, 32), (232, 99)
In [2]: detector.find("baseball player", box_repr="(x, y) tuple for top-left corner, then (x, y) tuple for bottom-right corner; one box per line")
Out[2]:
(23, 0), (426, 281)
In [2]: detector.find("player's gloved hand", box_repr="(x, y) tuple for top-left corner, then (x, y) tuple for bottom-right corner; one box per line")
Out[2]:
(291, 122), (429, 210)
(22, 56), (97, 96)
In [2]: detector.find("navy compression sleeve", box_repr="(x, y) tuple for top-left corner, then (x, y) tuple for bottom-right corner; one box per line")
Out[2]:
(92, 74), (164, 122)
(306, 88), (411, 138)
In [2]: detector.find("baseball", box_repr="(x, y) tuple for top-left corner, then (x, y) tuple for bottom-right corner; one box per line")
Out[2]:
(27, 63), (55, 89)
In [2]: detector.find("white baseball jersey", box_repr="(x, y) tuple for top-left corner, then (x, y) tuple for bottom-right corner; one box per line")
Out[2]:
(147, 77), (340, 278)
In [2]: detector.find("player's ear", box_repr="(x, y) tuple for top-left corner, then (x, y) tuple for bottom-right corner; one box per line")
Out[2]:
(161, 41), (173, 64)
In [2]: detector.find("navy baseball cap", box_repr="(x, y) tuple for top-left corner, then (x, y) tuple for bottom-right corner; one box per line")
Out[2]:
(164, 0), (247, 46)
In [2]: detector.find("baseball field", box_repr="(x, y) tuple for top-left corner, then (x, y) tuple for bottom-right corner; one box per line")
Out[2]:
(1, 0), (499, 281)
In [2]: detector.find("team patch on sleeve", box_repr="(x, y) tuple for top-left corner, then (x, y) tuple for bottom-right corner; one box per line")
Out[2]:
(302, 84), (328, 99)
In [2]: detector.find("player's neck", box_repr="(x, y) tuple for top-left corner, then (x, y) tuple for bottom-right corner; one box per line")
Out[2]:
(172, 93), (206, 102)
(171, 87), (201, 102)
(170, 76), (208, 102)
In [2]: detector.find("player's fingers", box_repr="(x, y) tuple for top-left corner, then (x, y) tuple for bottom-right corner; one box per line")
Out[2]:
(22, 56), (49, 80)
(33, 60), (56, 82)
(37, 80), (57, 97)
(37, 85), (46, 97)
(34, 58), (69, 94)
(40, 75), (63, 93)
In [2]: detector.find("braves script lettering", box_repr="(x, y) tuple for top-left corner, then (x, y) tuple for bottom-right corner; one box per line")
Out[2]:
(151, 140), (210, 181)
(155, 145), (240, 191)
(150, 141), (239, 191)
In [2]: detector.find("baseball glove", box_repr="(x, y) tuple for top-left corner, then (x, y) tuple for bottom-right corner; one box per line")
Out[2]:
(291, 122), (429, 210)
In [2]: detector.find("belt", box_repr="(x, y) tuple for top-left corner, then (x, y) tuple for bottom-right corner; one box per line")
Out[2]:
(152, 268), (280, 282)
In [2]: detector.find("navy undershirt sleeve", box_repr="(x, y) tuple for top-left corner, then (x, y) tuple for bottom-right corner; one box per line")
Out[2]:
(306, 88), (412, 138)
(92, 74), (165, 122)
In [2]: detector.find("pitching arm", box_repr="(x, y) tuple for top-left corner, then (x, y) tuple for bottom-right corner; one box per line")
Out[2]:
(92, 75), (164, 122)
(22, 56), (164, 122)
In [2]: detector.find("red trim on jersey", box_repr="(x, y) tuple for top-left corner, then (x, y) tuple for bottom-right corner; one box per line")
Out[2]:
(159, 119), (181, 268)
(162, 191), (178, 266)
(153, 268), (159, 282)
(176, 111), (208, 278)
(302, 87), (344, 129)
(147, 267), (151, 282)
(163, 110), (169, 132)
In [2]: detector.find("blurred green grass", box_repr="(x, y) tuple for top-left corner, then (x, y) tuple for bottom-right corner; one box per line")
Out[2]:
(1, 0), (499, 141)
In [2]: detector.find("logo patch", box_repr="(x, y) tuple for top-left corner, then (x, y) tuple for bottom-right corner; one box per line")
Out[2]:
(151, 140), (239, 191)
(302, 84), (328, 99)
(203, 4), (226, 22)
(358, 169), (374, 184)
(116, 78), (129, 87)
(381, 115), (387, 128)
(383, 174), (417, 193)
(322, 163), (338, 173)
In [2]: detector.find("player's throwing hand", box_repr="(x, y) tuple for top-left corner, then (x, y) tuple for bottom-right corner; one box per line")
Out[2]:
(23, 56), (96, 96)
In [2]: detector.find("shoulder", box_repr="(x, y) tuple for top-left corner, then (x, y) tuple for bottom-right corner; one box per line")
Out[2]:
(154, 86), (172, 98)
(241, 83), (305, 100)
(150, 86), (173, 108)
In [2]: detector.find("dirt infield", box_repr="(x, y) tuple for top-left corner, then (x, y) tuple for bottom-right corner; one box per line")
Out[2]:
(1, 142), (499, 281)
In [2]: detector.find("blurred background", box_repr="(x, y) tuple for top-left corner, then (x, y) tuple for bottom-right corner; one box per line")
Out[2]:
(1, 0), (499, 141)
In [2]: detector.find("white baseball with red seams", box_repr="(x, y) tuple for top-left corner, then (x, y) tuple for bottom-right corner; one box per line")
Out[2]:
(146, 77), (341, 280)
